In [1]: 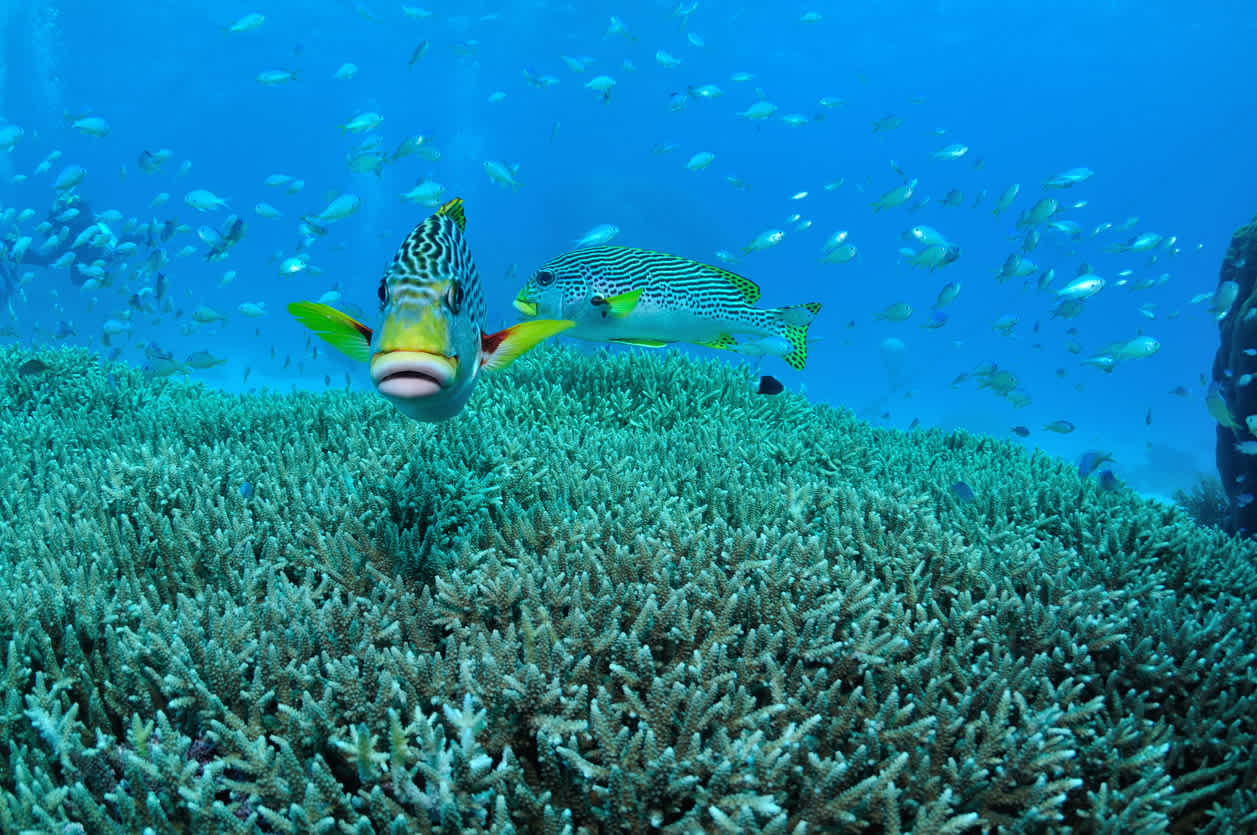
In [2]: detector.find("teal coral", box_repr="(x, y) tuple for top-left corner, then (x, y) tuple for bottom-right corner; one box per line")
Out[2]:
(1, 343), (1255, 832)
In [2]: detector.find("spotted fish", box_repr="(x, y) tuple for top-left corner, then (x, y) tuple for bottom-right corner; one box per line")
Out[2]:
(512, 245), (822, 369)
(288, 198), (572, 422)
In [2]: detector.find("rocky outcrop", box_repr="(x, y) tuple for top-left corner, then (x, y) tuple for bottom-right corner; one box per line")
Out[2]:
(1211, 211), (1257, 535)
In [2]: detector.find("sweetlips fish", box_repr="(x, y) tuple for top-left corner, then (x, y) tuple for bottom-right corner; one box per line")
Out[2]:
(288, 198), (572, 422)
(512, 245), (822, 369)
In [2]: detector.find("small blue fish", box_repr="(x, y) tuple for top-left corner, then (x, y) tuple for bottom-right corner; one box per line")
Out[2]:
(1096, 470), (1120, 492)
(1078, 450), (1115, 478)
(239, 481), (255, 499)
(950, 480), (976, 502)
(17, 359), (49, 377)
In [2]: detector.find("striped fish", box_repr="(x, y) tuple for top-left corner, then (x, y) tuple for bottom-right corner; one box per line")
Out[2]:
(512, 245), (821, 369)
(288, 199), (571, 422)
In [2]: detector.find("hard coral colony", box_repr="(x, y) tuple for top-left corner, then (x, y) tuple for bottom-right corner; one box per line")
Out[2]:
(0, 344), (1254, 832)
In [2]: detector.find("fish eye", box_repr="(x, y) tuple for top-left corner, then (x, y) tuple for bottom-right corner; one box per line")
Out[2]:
(535, 270), (555, 287)
(447, 280), (464, 313)
(377, 279), (388, 303)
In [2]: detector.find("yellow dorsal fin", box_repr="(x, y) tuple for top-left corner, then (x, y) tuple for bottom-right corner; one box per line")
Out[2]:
(480, 318), (573, 372)
(436, 197), (466, 232)
(286, 301), (373, 362)
(706, 265), (761, 304)
(603, 288), (644, 317)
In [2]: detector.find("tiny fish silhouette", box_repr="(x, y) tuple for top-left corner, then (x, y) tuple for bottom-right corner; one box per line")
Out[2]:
(757, 375), (784, 395)
(17, 359), (49, 377)
(950, 481), (976, 502)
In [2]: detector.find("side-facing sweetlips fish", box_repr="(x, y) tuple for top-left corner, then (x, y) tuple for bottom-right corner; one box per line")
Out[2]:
(512, 245), (822, 369)
(288, 198), (572, 421)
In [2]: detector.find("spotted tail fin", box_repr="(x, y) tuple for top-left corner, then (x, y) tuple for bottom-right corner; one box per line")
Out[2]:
(774, 302), (822, 370)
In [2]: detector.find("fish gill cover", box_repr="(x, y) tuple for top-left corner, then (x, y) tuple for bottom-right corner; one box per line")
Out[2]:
(1, 343), (1255, 831)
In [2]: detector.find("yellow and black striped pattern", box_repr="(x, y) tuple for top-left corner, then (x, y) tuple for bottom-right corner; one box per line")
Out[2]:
(382, 198), (486, 329)
(519, 245), (821, 369)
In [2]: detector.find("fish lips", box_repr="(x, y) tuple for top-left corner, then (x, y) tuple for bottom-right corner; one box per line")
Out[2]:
(370, 351), (457, 399)
(512, 297), (538, 317)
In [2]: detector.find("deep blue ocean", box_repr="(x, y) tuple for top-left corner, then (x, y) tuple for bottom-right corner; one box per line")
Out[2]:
(3, 0), (1256, 501)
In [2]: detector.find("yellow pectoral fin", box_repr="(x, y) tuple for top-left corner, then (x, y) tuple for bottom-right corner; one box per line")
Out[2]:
(287, 301), (374, 362)
(480, 318), (573, 371)
(603, 288), (644, 317)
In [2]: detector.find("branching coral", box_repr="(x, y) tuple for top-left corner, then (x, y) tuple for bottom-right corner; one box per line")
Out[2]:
(0, 344), (1254, 833)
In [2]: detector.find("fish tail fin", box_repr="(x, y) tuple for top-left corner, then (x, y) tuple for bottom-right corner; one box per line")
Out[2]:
(773, 302), (822, 370)
(480, 318), (573, 372)
(286, 301), (374, 362)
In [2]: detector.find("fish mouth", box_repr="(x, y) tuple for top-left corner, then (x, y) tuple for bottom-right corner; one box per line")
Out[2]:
(370, 351), (457, 399)
(512, 296), (538, 317)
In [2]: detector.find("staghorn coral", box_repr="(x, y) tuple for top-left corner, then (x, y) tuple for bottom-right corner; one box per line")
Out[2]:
(0, 343), (1255, 833)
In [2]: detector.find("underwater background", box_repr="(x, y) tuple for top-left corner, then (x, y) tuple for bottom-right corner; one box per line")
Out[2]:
(3, 0), (1257, 501)
(3, 1), (1257, 832)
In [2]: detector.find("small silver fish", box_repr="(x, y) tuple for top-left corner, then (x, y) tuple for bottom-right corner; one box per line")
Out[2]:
(574, 224), (620, 247)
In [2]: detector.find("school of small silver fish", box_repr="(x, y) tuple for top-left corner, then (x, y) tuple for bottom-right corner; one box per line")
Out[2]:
(0, 4), (1231, 462)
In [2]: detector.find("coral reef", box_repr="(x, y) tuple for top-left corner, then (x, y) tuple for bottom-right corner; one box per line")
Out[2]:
(1211, 210), (1257, 535)
(1, 343), (1255, 833)
(1172, 475), (1230, 531)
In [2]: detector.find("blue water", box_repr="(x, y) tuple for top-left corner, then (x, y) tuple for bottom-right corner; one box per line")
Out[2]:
(3, 0), (1255, 500)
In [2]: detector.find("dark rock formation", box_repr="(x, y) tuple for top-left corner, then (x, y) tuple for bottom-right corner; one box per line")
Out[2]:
(1211, 211), (1257, 535)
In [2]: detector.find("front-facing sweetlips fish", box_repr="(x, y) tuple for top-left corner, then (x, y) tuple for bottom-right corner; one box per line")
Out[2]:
(512, 245), (821, 369)
(288, 198), (572, 422)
